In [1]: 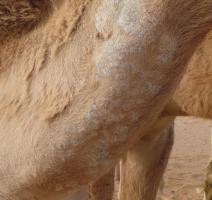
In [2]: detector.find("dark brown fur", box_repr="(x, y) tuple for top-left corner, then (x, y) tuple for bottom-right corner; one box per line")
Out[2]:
(0, 0), (54, 41)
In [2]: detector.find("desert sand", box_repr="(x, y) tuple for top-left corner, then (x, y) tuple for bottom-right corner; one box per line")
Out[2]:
(159, 117), (211, 200)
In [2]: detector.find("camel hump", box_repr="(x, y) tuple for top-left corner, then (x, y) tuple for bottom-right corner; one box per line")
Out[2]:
(0, 0), (54, 40)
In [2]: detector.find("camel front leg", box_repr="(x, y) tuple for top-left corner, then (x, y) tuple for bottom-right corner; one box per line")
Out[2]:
(119, 118), (174, 200)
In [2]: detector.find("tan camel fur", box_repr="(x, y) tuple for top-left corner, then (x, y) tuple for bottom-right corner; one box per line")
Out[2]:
(89, 168), (115, 200)
(0, 0), (212, 200)
(113, 31), (212, 200)
(90, 32), (212, 200)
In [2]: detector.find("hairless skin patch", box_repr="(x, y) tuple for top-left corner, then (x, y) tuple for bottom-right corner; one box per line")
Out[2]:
(118, 0), (158, 38)
(95, 0), (162, 95)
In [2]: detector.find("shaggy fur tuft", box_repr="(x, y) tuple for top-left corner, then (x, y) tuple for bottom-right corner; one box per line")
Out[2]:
(0, 0), (55, 41)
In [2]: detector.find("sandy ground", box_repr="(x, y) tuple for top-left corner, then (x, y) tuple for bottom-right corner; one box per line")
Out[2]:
(159, 117), (212, 200)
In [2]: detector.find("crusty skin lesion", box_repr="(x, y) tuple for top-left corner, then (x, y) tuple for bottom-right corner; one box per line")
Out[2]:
(0, 0), (55, 40)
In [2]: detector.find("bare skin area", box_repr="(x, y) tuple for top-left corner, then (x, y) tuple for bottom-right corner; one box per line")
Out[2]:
(0, 1), (212, 200)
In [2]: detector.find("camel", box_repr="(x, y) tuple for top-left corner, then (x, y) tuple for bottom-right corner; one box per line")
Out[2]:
(88, 30), (212, 200)
(117, 32), (212, 200)
(90, 31), (212, 200)
(0, 0), (212, 200)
